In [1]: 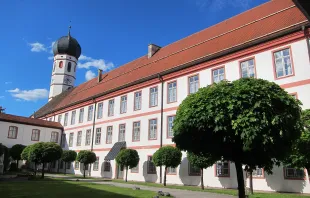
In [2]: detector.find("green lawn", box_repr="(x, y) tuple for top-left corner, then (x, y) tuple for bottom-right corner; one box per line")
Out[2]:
(113, 180), (310, 198)
(0, 180), (160, 198)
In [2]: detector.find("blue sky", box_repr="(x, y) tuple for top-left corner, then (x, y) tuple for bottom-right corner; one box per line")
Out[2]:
(0, 0), (268, 117)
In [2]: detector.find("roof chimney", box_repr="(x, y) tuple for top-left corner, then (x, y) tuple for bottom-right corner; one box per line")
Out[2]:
(148, 44), (161, 58)
(98, 69), (103, 82)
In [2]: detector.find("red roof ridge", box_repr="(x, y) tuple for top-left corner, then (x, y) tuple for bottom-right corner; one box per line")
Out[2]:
(65, 4), (299, 99)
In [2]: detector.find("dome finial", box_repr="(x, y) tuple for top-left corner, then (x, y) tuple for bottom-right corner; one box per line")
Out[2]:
(68, 21), (72, 39)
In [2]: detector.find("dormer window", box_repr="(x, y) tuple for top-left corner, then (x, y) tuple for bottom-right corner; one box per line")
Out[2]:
(67, 62), (72, 72)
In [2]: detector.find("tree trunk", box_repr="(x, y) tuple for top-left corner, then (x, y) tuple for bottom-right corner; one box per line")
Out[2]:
(249, 170), (253, 194)
(125, 166), (128, 182)
(235, 161), (245, 198)
(201, 168), (204, 190)
(41, 163), (45, 179)
(83, 164), (86, 178)
(164, 167), (167, 186)
(16, 160), (19, 170)
(64, 162), (66, 175)
(34, 163), (37, 176)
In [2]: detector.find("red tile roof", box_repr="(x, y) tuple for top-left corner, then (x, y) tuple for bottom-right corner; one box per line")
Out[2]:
(0, 114), (63, 129)
(35, 0), (308, 117)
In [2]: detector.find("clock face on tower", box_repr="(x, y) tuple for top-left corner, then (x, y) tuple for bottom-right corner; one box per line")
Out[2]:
(63, 76), (73, 86)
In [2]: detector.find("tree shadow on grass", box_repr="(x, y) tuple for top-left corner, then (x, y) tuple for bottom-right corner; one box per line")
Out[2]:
(0, 179), (157, 198)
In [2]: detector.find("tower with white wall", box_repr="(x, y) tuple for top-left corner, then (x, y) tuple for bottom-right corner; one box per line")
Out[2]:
(49, 27), (81, 101)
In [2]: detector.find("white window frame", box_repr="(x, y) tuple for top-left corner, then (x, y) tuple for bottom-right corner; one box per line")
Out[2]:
(188, 75), (199, 94)
(93, 157), (99, 171)
(240, 59), (255, 78)
(108, 99), (115, 117)
(167, 115), (175, 138)
(8, 126), (18, 139)
(64, 113), (68, 126)
(120, 96), (127, 114)
(212, 67), (225, 83)
(133, 121), (140, 141)
(252, 167), (264, 178)
(167, 81), (177, 103)
(273, 48), (293, 78)
(69, 133), (74, 147)
(71, 110), (76, 125)
(61, 134), (66, 148)
(149, 119), (157, 140)
(79, 108), (84, 123)
(118, 124), (126, 142)
(147, 156), (156, 174)
(106, 126), (113, 144)
(76, 131), (82, 146)
(149, 87), (158, 107)
(50, 131), (59, 143)
(215, 161), (229, 177)
(134, 91), (142, 111)
(87, 105), (93, 121)
(188, 162), (201, 176)
(95, 128), (101, 145)
(284, 167), (304, 179)
(85, 129), (91, 146)
(31, 129), (40, 141)
(58, 115), (62, 123)
(75, 161), (79, 169)
(97, 102), (103, 119)
(167, 167), (177, 174)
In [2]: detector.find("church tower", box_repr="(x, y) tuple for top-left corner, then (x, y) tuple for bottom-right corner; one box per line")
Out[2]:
(49, 26), (81, 101)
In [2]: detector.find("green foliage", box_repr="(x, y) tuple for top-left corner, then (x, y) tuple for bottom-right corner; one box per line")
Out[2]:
(284, 109), (310, 170)
(9, 144), (26, 161)
(62, 150), (77, 163)
(187, 152), (218, 169)
(116, 149), (139, 169)
(76, 150), (97, 165)
(2, 145), (10, 172)
(152, 146), (182, 168)
(21, 145), (32, 161)
(173, 78), (303, 170)
(42, 142), (63, 163)
(28, 142), (45, 164)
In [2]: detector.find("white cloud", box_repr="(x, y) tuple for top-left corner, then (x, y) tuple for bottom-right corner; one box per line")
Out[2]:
(78, 54), (114, 72)
(48, 56), (54, 60)
(85, 70), (96, 81)
(7, 88), (48, 101)
(49, 41), (56, 54)
(5, 81), (12, 85)
(29, 42), (47, 52)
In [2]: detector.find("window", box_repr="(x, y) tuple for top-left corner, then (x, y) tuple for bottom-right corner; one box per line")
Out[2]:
(50, 132), (59, 143)
(215, 161), (230, 177)
(131, 164), (139, 173)
(167, 81), (177, 103)
(240, 59), (255, 78)
(67, 62), (72, 72)
(95, 128), (101, 145)
(134, 91), (142, 111)
(273, 48), (293, 78)
(61, 134), (66, 148)
(79, 108), (84, 123)
(167, 116), (175, 138)
(212, 67), (225, 83)
(71, 110), (76, 125)
(120, 96), (127, 114)
(252, 168), (264, 178)
(97, 102), (103, 119)
(284, 167), (304, 179)
(149, 119), (157, 140)
(8, 126), (18, 139)
(108, 99), (114, 116)
(59, 61), (63, 68)
(188, 75), (199, 94)
(76, 131), (82, 146)
(66, 162), (71, 169)
(189, 162), (201, 176)
(149, 87), (158, 107)
(167, 167), (177, 174)
(74, 65), (76, 72)
(106, 126), (113, 144)
(75, 161), (79, 170)
(119, 124), (126, 142)
(133, 121), (140, 141)
(93, 157), (99, 171)
(69, 133), (74, 147)
(64, 113), (68, 126)
(48, 117), (52, 121)
(60, 160), (64, 169)
(58, 115), (62, 123)
(85, 129), (91, 146)
(147, 156), (156, 174)
(31, 129), (40, 141)
(87, 105), (93, 121)
(104, 161), (111, 172)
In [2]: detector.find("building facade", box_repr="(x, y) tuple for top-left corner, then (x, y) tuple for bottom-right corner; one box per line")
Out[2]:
(34, 0), (310, 193)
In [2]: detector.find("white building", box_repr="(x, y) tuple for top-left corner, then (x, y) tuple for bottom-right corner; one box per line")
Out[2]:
(0, 113), (63, 171)
(29, 0), (310, 193)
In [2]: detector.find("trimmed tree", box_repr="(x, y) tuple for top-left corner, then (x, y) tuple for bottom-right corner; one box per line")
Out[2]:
(28, 142), (45, 176)
(61, 150), (77, 175)
(40, 142), (63, 178)
(172, 78), (303, 198)
(152, 146), (182, 186)
(76, 150), (96, 178)
(115, 149), (139, 182)
(284, 109), (310, 174)
(10, 144), (26, 169)
(187, 152), (218, 190)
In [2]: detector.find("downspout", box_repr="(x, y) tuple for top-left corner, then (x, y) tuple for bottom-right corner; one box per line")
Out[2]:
(158, 74), (164, 184)
(58, 127), (64, 173)
(302, 25), (310, 62)
(89, 98), (97, 176)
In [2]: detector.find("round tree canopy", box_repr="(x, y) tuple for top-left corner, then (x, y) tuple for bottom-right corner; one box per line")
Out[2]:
(76, 150), (96, 164)
(152, 146), (182, 168)
(62, 150), (77, 163)
(116, 149), (139, 169)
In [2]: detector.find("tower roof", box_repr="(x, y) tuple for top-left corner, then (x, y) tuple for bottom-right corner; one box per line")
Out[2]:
(53, 26), (81, 59)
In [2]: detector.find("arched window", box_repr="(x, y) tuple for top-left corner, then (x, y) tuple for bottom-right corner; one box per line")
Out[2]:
(67, 62), (72, 72)
(59, 61), (63, 68)
(74, 65), (76, 72)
